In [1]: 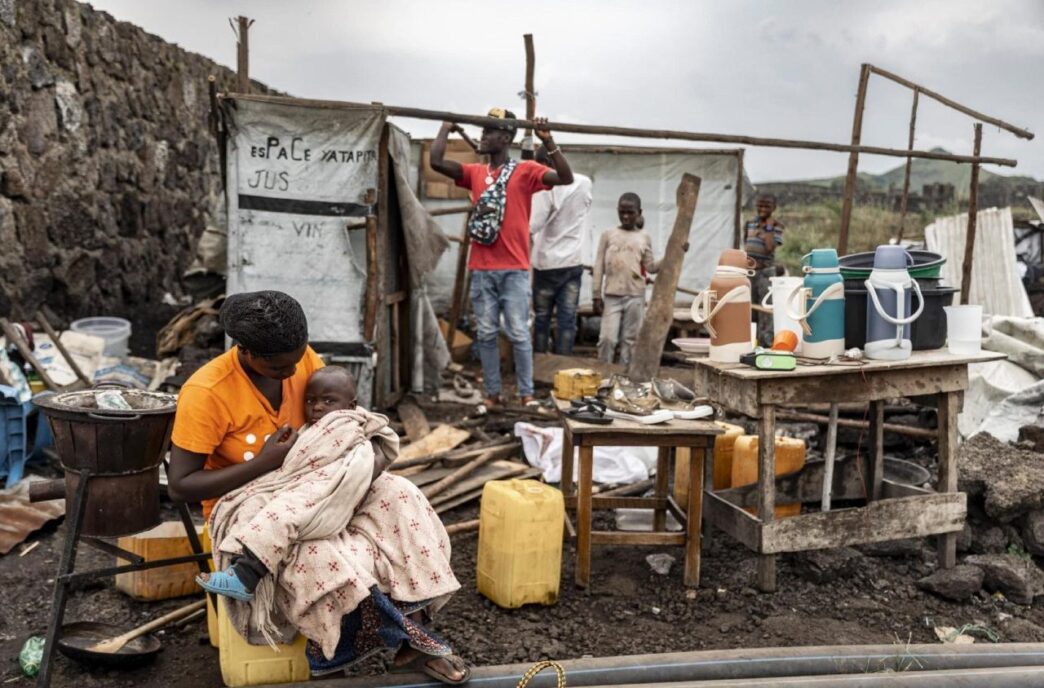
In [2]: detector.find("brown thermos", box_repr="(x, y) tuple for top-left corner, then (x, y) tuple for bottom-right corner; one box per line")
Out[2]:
(691, 249), (756, 362)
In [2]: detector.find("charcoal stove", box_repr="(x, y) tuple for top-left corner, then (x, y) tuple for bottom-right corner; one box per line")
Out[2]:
(30, 389), (212, 688)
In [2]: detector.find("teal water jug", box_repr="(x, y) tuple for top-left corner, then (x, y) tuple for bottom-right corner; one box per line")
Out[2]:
(785, 249), (845, 359)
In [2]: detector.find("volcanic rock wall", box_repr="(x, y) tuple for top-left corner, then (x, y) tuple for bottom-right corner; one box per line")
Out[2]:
(0, 0), (244, 322)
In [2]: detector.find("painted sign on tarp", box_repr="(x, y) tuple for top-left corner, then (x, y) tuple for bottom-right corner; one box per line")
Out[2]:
(225, 98), (385, 343)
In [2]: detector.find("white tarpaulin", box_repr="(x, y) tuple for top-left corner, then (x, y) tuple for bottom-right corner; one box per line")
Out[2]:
(225, 99), (385, 342)
(415, 145), (745, 312)
(925, 207), (1033, 318)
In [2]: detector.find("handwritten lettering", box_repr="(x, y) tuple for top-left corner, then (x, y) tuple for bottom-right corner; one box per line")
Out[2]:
(246, 169), (290, 191)
(292, 221), (322, 239)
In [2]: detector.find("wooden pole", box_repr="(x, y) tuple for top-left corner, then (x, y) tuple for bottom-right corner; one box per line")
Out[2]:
(776, 409), (937, 440)
(445, 212), (472, 351)
(224, 94), (1019, 167)
(626, 174), (701, 382)
(838, 63), (872, 256)
(522, 33), (536, 160)
(362, 189), (379, 341)
(445, 519), (480, 536)
(734, 149), (745, 248)
(960, 123), (983, 305)
(35, 313), (91, 386)
(896, 89), (919, 242)
(422, 449), (499, 500)
(867, 64), (1033, 141)
(235, 16), (252, 94)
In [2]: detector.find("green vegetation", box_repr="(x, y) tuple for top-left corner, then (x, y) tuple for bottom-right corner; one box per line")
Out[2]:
(774, 202), (938, 273)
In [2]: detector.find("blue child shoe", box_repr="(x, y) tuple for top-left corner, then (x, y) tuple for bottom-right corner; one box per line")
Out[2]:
(196, 567), (254, 601)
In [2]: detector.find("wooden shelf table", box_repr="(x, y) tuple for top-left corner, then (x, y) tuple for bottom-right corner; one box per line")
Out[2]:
(692, 349), (1007, 593)
(556, 399), (722, 589)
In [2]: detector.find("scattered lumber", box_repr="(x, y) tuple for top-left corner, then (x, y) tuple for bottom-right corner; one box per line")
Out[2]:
(445, 519), (480, 536)
(423, 449), (501, 500)
(397, 424), (470, 462)
(397, 399), (431, 443)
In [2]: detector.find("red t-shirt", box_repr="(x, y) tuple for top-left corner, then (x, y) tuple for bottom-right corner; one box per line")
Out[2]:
(456, 160), (552, 271)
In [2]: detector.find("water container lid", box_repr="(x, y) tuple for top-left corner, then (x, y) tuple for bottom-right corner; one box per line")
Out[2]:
(718, 248), (751, 269)
(873, 245), (911, 269)
(804, 248), (839, 269)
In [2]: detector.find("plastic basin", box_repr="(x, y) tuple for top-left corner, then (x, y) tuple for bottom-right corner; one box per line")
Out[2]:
(70, 317), (131, 358)
(839, 250), (945, 280)
(844, 279), (956, 350)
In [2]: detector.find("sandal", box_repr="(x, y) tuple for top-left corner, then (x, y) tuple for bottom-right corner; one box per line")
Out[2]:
(392, 653), (472, 685)
(564, 403), (613, 425)
(196, 567), (254, 601)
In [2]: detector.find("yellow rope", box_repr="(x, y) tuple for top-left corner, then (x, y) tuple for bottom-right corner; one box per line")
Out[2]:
(516, 660), (566, 688)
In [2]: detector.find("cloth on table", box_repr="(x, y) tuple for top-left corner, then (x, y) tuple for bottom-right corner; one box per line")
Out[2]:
(209, 408), (460, 659)
(514, 421), (658, 484)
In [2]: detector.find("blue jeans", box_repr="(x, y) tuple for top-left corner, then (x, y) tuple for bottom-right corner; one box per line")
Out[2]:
(469, 270), (533, 397)
(533, 265), (583, 355)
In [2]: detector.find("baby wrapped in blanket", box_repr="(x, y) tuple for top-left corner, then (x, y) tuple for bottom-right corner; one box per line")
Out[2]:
(200, 367), (460, 660)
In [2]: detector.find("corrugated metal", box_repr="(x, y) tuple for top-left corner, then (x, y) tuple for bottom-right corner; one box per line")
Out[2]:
(925, 207), (1033, 317)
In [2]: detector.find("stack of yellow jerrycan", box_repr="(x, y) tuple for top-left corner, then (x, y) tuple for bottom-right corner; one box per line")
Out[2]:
(201, 526), (310, 686)
(477, 479), (565, 608)
(672, 422), (745, 506)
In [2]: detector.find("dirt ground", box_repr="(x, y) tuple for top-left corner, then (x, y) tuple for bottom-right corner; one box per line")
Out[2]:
(3, 496), (1044, 687)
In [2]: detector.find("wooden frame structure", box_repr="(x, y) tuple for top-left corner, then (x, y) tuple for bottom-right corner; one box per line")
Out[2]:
(693, 350), (1006, 592)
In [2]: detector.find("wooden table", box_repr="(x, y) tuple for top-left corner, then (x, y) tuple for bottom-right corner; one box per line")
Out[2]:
(692, 349), (1006, 592)
(556, 399), (722, 588)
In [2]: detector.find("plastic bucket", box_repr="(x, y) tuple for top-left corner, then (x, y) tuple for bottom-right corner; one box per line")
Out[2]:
(70, 317), (131, 358)
(944, 305), (982, 355)
(846, 280), (955, 350)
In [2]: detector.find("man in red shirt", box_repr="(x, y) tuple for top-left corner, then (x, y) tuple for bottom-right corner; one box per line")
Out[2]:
(431, 109), (574, 408)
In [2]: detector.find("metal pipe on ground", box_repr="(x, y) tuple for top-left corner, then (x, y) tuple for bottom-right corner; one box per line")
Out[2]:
(342, 644), (1044, 688)
(598, 666), (1044, 687)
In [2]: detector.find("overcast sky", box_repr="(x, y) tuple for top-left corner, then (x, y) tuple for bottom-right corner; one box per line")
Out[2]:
(89, 0), (1043, 182)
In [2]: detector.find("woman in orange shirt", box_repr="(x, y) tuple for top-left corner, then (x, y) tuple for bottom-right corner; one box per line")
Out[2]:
(168, 291), (469, 684)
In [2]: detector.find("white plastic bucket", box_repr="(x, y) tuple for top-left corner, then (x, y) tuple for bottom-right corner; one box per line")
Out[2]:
(70, 317), (131, 358)
(943, 305), (982, 355)
(761, 276), (804, 350)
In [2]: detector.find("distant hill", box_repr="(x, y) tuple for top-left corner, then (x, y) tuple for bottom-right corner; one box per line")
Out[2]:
(769, 148), (1040, 200)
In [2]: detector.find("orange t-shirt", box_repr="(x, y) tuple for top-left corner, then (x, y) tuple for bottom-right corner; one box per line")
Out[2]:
(170, 346), (325, 519)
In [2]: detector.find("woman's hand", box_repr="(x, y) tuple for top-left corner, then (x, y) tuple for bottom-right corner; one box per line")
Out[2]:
(255, 425), (298, 471)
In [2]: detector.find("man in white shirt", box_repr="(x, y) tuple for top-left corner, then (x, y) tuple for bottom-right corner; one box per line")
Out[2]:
(530, 146), (593, 355)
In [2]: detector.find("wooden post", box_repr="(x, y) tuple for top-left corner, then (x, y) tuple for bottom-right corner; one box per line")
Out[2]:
(522, 33), (536, 160)
(868, 400), (885, 501)
(653, 447), (670, 532)
(838, 63), (871, 256)
(960, 123), (983, 305)
(734, 150), (745, 248)
(362, 188), (379, 342)
(756, 406), (777, 593)
(235, 16), (252, 93)
(626, 174), (701, 381)
(896, 89), (919, 242)
(575, 445), (594, 588)
(684, 446), (704, 587)
(445, 213), (472, 352)
(936, 391), (960, 569)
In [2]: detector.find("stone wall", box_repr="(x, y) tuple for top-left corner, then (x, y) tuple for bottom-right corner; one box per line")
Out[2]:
(0, 0), (244, 323)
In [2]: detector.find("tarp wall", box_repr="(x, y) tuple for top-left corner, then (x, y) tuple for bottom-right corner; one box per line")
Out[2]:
(225, 99), (384, 343)
(925, 207), (1033, 318)
(411, 144), (746, 313)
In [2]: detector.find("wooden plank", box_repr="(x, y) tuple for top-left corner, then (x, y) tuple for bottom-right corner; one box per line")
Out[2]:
(391, 438), (518, 471)
(433, 467), (543, 515)
(590, 532), (686, 546)
(760, 365), (969, 408)
(692, 349), (1005, 380)
(777, 409), (937, 440)
(702, 492), (763, 552)
(445, 519), (479, 535)
(397, 424), (470, 462)
(757, 406), (777, 592)
(627, 173), (701, 382)
(428, 461), (533, 507)
(936, 391), (961, 569)
(396, 400), (430, 443)
(403, 466), (454, 488)
(762, 493), (966, 554)
(564, 496), (668, 510)
(554, 401), (722, 440)
(423, 449), (499, 500)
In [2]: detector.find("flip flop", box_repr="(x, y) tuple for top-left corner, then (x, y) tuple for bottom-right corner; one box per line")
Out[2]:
(196, 567), (254, 601)
(564, 404), (613, 425)
(392, 654), (472, 685)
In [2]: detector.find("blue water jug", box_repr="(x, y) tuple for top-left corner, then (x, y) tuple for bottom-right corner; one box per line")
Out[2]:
(864, 245), (924, 361)
(785, 249), (845, 359)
